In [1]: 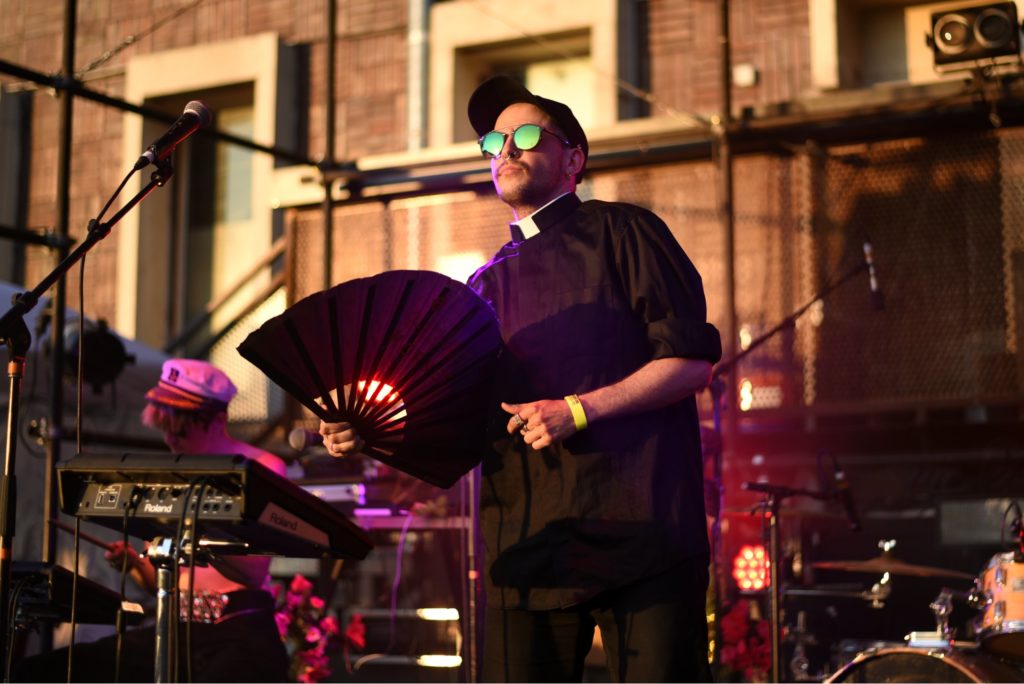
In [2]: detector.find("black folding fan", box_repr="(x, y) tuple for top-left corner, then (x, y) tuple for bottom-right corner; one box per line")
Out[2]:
(237, 270), (501, 488)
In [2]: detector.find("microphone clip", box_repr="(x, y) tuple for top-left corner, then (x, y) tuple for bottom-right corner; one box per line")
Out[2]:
(149, 157), (175, 187)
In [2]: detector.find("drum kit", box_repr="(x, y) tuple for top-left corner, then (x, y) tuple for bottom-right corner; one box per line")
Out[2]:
(778, 538), (1024, 683)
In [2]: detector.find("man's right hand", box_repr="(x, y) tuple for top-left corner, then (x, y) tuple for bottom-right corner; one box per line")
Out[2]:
(319, 420), (365, 458)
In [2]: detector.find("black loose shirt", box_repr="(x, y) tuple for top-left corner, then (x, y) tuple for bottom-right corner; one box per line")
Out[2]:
(468, 193), (722, 610)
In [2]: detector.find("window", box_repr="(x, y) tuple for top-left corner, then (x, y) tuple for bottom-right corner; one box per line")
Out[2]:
(117, 33), (290, 346)
(428, 0), (620, 146)
(117, 33), (296, 422)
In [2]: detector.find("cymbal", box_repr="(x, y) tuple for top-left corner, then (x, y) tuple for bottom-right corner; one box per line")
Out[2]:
(721, 506), (847, 521)
(812, 554), (974, 580)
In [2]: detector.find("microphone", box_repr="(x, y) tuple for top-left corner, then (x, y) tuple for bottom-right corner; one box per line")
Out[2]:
(134, 100), (212, 171)
(863, 240), (885, 310)
(288, 427), (324, 453)
(831, 455), (861, 531)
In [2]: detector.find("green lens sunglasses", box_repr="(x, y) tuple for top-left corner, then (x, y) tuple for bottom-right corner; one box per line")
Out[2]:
(479, 123), (572, 159)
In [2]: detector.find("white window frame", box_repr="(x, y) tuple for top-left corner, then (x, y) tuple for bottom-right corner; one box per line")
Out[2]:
(117, 32), (284, 342)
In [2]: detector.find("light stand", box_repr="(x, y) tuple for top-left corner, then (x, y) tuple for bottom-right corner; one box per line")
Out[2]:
(0, 158), (174, 669)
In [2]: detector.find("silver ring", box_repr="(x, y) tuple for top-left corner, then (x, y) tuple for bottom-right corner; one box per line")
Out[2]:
(512, 413), (525, 428)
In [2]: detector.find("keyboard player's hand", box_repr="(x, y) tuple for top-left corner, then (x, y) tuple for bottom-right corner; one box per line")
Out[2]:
(104, 540), (142, 570)
(105, 540), (157, 594)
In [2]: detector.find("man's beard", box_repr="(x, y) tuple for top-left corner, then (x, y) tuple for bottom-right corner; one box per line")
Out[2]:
(496, 164), (559, 208)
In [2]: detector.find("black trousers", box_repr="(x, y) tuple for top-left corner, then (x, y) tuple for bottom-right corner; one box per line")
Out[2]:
(13, 609), (288, 683)
(483, 555), (712, 683)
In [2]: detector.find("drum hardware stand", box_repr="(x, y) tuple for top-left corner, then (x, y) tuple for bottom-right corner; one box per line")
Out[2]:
(929, 589), (955, 644)
(858, 564), (892, 610)
(742, 481), (833, 683)
(906, 586), (979, 650)
(787, 611), (819, 682)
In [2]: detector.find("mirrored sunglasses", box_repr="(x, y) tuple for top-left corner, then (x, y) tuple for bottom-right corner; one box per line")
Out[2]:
(479, 123), (572, 159)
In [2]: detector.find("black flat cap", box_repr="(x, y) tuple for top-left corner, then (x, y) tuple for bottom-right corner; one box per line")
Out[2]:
(467, 75), (589, 165)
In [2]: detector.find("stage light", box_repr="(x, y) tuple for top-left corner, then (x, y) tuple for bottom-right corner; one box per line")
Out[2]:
(929, 2), (1022, 72)
(416, 655), (462, 668)
(63, 318), (135, 393)
(739, 378), (754, 412)
(733, 543), (769, 591)
(415, 608), (459, 621)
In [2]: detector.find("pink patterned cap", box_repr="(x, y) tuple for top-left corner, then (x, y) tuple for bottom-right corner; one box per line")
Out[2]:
(145, 358), (237, 412)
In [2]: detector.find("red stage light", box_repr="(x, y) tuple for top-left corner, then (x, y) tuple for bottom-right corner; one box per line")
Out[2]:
(732, 543), (769, 591)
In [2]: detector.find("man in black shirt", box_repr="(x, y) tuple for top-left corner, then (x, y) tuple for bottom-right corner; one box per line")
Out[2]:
(322, 76), (720, 682)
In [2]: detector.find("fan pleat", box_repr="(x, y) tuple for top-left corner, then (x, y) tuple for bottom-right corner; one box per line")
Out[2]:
(285, 319), (336, 417)
(328, 292), (345, 416)
(238, 270), (501, 488)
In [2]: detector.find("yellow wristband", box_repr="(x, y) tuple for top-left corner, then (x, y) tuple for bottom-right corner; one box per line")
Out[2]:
(564, 394), (588, 432)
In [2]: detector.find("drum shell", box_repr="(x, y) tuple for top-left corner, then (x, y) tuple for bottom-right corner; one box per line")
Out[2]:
(825, 646), (1024, 683)
(977, 552), (1024, 660)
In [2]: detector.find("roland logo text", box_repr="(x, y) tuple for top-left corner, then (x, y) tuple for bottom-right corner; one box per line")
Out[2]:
(270, 511), (298, 531)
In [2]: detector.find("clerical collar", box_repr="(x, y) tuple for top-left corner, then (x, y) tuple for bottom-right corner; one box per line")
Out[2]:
(509, 193), (582, 242)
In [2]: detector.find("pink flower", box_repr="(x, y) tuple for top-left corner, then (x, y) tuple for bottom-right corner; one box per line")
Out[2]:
(320, 615), (340, 636)
(755, 618), (770, 641)
(275, 574), (340, 683)
(290, 574), (314, 595)
(286, 591), (305, 611)
(720, 600), (751, 643)
(298, 650), (329, 668)
(345, 613), (366, 650)
(274, 611), (292, 639)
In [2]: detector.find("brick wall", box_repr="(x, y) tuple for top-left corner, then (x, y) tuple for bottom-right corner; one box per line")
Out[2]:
(0, 0), (410, 325)
(648, 0), (811, 118)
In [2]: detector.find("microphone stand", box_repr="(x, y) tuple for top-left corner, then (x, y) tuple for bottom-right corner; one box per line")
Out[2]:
(706, 256), (870, 681)
(741, 481), (832, 684)
(0, 159), (173, 667)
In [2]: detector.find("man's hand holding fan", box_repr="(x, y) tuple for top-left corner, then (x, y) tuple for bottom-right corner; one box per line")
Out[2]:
(238, 270), (501, 489)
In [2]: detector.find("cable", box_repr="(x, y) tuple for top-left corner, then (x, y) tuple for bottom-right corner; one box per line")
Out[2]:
(171, 481), (198, 684)
(5, 574), (33, 682)
(66, 517), (82, 683)
(93, 165), (137, 230)
(184, 478), (210, 684)
(114, 487), (143, 683)
(74, 0), (205, 81)
(75, 256), (84, 458)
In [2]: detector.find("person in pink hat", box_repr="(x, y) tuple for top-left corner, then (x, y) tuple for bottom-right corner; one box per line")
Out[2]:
(15, 359), (289, 682)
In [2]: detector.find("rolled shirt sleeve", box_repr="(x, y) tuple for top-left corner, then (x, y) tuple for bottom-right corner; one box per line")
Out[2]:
(612, 207), (722, 363)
